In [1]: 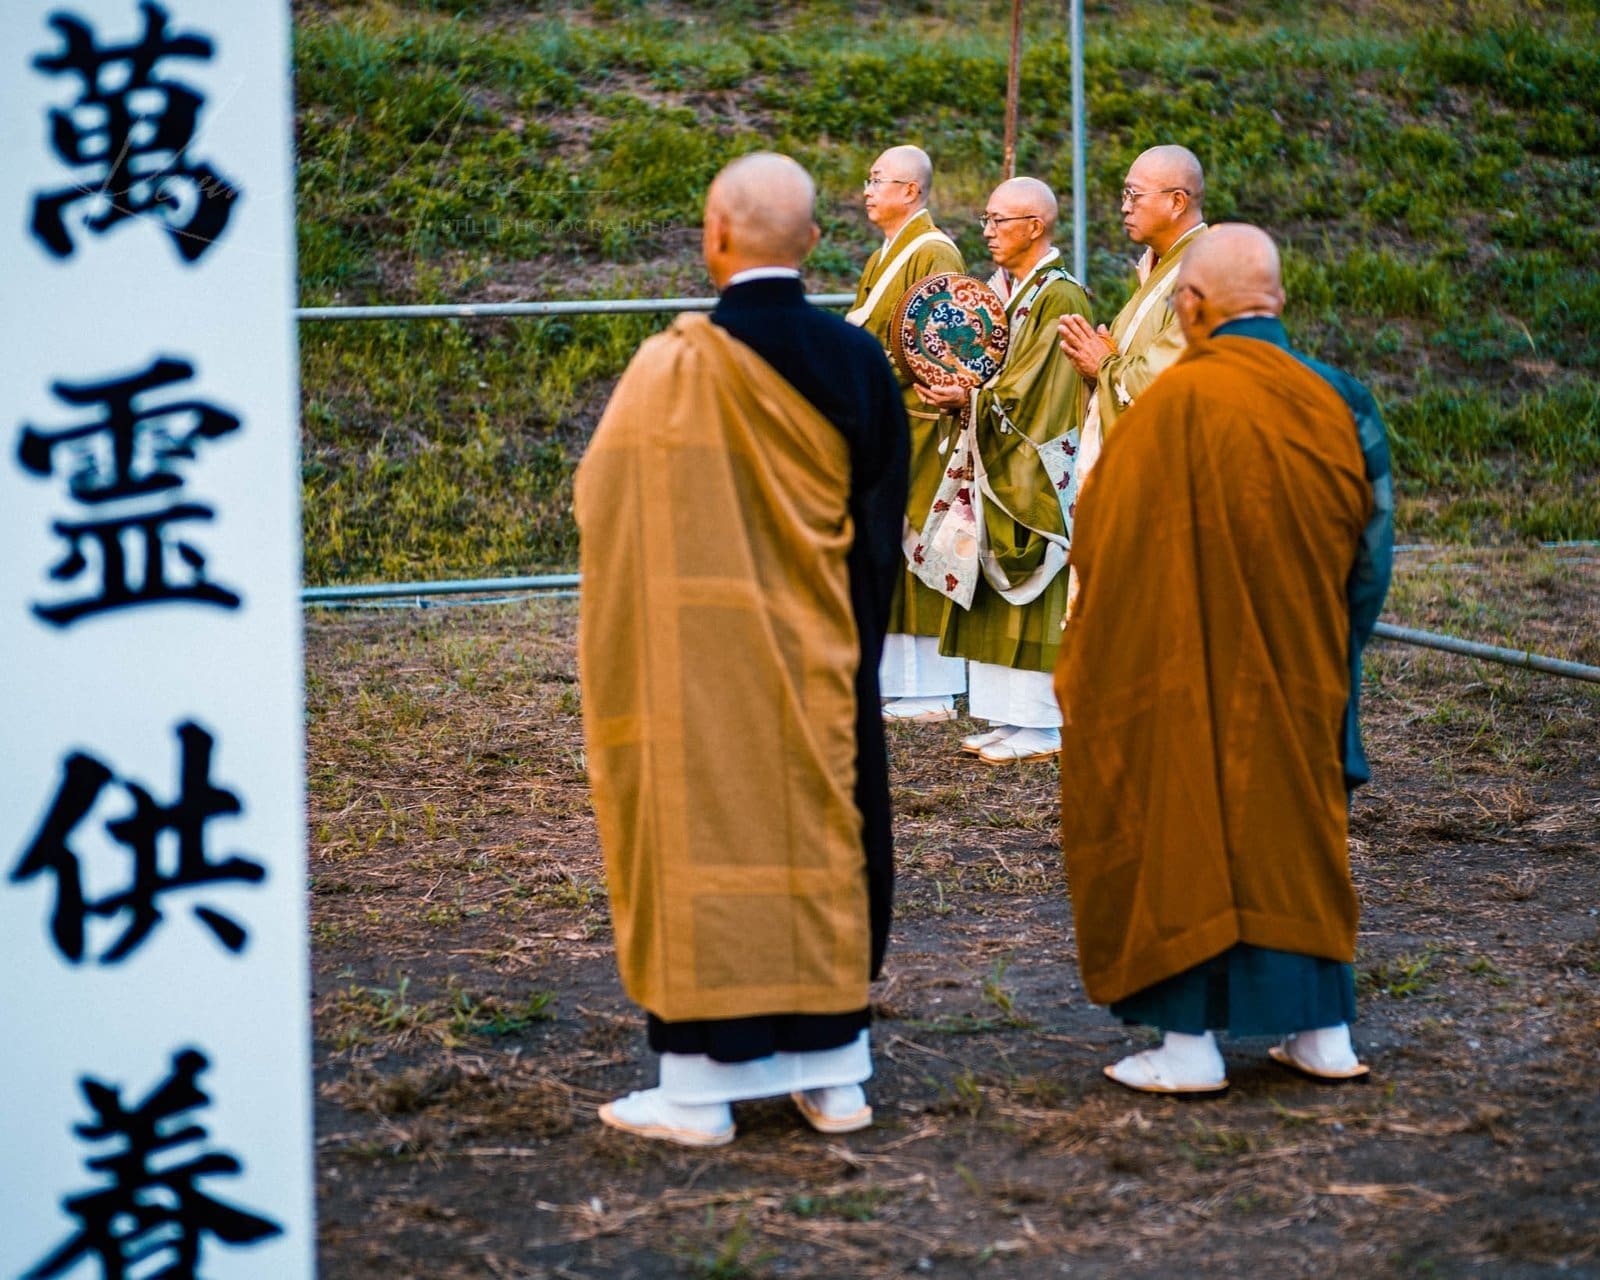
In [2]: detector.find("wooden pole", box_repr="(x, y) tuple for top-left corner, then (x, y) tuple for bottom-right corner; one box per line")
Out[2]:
(1003, 0), (1023, 178)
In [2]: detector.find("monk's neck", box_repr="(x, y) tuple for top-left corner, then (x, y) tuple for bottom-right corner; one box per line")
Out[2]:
(1006, 243), (1054, 284)
(879, 207), (928, 246)
(1147, 217), (1205, 266)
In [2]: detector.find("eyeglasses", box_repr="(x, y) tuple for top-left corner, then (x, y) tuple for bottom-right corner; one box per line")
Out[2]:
(1173, 282), (1204, 303)
(978, 213), (1038, 230)
(863, 177), (914, 192)
(1121, 186), (1186, 204)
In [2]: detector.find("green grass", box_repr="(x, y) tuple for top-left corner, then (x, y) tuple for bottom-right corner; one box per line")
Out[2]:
(295, 0), (1600, 579)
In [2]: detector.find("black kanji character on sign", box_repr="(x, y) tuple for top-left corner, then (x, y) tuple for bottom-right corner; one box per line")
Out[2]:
(30, 1), (240, 262)
(24, 1048), (283, 1280)
(11, 721), (265, 965)
(17, 356), (242, 627)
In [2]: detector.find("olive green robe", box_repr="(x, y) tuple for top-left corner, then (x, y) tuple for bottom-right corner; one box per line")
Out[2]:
(1092, 223), (1207, 440)
(849, 209), (966, 637)
(940, 251), (1090, 673)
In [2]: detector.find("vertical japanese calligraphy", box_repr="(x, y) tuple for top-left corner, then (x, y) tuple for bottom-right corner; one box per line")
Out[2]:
(2, 3), (311, 1275)
(23, 1049), (284, 1280)
(17, 357), (244, 626)
(12, 720), (266, 964)
(30, 2), (241, 262)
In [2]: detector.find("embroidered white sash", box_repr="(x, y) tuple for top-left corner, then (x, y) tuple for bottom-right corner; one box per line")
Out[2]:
(846, 228), (958, 327)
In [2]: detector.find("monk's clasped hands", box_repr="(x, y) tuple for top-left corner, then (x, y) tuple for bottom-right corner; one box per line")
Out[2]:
(1057, 312), (1118, 379)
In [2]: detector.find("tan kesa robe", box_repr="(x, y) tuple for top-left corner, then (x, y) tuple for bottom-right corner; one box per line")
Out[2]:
(849, 209), (965, 636)
(1076, 223), (1207, 475)
(1056, 335), (1371, 1006)
(575, 314), (871, 1022)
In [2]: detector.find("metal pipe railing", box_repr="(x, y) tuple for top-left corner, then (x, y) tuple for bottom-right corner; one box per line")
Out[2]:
(301, 574), (579, 601)
(301, 576), (1600, 684)
(1370, 622), (1599, 684)
(295, 294), (856, 322)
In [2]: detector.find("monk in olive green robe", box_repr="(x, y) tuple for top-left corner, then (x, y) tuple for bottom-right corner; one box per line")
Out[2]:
(850, 144), (967, 721)
(916, 177), (1088, 765)
(1059, 144), (1209, 476)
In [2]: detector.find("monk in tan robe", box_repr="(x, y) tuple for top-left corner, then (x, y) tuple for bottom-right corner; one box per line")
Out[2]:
(1056, 225), (1394, 1094)
(1058, 144), (1208, 477)
(850, 144), (969, 723)
(577, 154), (908, 1145)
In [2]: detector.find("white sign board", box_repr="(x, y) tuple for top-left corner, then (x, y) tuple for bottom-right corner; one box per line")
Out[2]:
(0, 2), (312, 1275)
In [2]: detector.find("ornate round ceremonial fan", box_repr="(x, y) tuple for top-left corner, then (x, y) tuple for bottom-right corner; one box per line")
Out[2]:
(890, 272), (1009, 390)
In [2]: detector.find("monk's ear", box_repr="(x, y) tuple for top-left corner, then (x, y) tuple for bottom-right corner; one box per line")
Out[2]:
(803, 220), (821, 260)
(703, 207), (731, 256)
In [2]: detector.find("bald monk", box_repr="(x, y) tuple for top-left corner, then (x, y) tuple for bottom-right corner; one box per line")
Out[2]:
(577, 153), (908, 1144)
(916, 177), (1090, 764)
(1056, 224), (1394, 1094)
(1058, 145), (1208, 477)
(849, 145), (968, 723)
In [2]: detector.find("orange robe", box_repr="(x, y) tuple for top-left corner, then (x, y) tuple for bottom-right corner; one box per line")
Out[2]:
(1055, 335), (1372, 1007)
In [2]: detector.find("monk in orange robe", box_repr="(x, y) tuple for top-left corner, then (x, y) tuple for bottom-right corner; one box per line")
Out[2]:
(1056, 224), (1394, 1094)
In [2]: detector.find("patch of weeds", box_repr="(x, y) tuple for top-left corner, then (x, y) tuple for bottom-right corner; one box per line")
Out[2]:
(321, 972), (436, 1049)
(511, 871), (601, 910)
(784, 1188), (888, 1222)
(423, 901), (466, 926)
(1178, 1118), (1259, 1171)
(679, 1211), (773, 1280)
(1466, 956), (1512, 987)
(980, 956), (1036, 1029)
(928, 1069), (986, 1118)
(369, 974), (432, 1030)
(311, 920), (355, 946)
(447, 984), (558, 1038)
(1230, 1190), (1269, 1214)
(1360, 947), (1443, 998)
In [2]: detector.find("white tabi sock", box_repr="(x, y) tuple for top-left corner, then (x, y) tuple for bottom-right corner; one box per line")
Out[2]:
(1157, 1030), (1226, 1079)
(1283, 1024), (1360, 1075)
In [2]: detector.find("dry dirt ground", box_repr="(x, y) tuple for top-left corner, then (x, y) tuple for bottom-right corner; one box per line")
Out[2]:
(306, 547), (1599, 1279)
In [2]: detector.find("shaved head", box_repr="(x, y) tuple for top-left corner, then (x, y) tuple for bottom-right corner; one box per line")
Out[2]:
(1128, 144), (1205, 203)
(875, 144), (933, 195)
(990, 176), (1058, 230)
(982, 176), (1058, 276)
(1173, 223), (1285, 341)
(1120, 145), (1206, 255)
(864, 143), (934, 236)
(705, 152), (818, 270)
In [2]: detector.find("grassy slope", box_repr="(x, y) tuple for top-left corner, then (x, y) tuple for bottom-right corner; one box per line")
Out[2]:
(294, 0), (1600, 583)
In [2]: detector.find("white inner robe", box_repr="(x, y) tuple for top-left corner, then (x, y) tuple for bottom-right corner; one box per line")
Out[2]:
(968, 660), (1061, 728)
(657, 1030), (872, 1105)
(879, 633), (966, 697)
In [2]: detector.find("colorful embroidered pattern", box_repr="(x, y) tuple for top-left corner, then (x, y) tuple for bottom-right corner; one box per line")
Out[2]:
(890, 273), (1009, 390)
